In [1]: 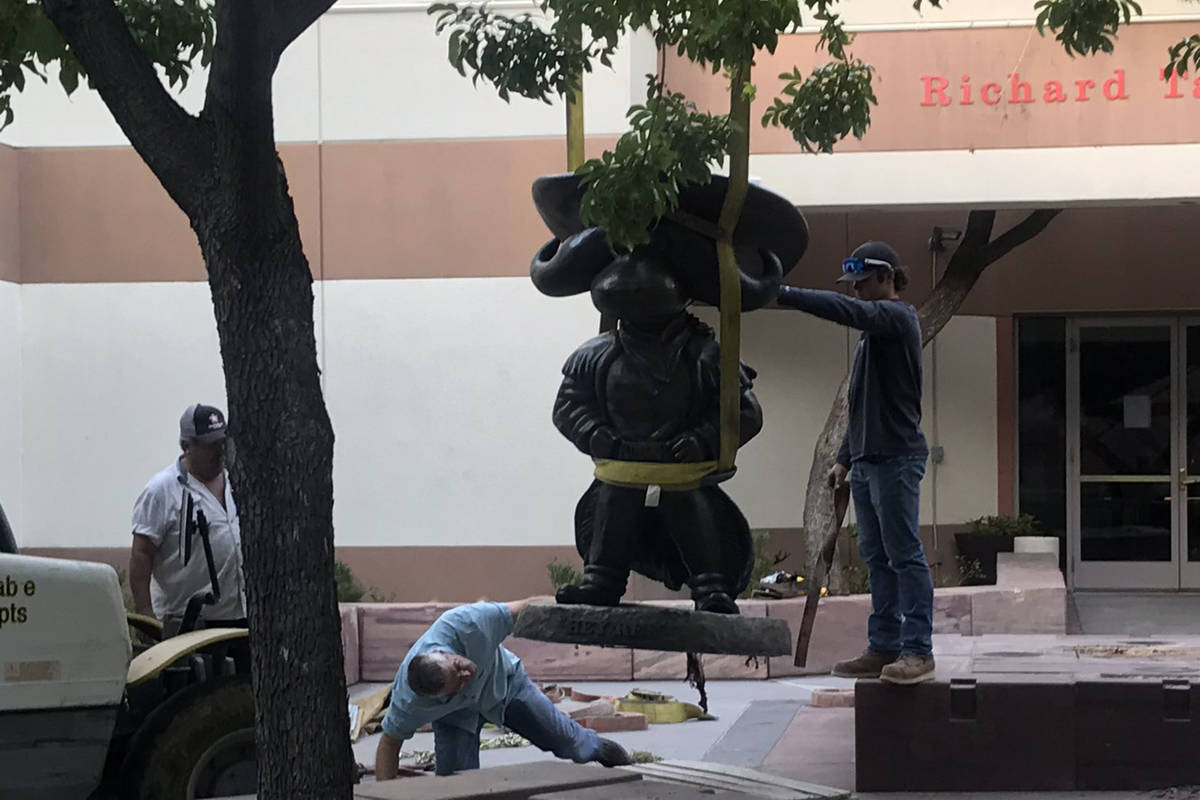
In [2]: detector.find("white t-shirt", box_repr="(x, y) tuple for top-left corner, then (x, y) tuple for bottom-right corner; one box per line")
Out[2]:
(131, 459), (246, 621)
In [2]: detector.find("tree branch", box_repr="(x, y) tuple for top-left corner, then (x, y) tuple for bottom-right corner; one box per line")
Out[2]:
(960, 208), (997, 250)
(273, 0), (337, 57)
(983, 209), (1062, 266)
(40, 0), (210, 216)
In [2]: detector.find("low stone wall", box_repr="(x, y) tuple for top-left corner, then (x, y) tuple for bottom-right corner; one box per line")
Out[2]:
(338, 552), (1065, 685)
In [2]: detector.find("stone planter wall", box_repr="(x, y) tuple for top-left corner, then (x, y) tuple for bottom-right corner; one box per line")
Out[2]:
(338, 552), (1065, 686)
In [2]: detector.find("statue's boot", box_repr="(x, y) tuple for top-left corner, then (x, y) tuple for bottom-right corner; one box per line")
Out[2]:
(689, 572), (739, 614)
(556, 564), (627, 607)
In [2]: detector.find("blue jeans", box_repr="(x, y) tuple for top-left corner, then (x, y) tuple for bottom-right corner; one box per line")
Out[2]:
(850, 456), (933, 658)
(432, 671), (600, 776)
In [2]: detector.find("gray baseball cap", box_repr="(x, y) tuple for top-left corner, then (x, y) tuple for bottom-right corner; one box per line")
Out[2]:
(180, 403), (228, 444)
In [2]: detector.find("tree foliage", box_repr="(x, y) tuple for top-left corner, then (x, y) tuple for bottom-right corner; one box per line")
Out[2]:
(430, 0), (1193, 251)
(0, 0), (212, 127)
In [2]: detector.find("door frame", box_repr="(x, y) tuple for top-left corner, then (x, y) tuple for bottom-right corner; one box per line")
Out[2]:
(1067, 317), (1180, 590)
(1177, 317), (1200, 589)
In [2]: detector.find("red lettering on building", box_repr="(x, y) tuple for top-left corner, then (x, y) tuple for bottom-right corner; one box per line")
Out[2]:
(1010, 73), (1033, 104)
(1044, 81), (1067, 103)
(1103, 69), (1128, 100)
(960, 75), (974, 105)
(921, 75), (950, 106)
(918, 69), (1192, 106)
(1163, 69), (1185, 98)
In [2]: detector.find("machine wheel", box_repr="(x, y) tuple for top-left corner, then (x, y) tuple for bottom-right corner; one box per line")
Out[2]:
(120, 674), (257, 800)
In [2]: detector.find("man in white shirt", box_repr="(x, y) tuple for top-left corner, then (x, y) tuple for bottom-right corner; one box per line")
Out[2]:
(128, 403), (247, 637)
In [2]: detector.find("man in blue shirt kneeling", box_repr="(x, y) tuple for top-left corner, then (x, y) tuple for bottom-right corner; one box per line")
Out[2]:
(374, 597), (631, 780)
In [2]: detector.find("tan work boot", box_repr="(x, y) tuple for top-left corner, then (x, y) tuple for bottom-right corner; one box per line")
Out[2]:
(880, 654), (936, 685)
(831, 649), (899, 679)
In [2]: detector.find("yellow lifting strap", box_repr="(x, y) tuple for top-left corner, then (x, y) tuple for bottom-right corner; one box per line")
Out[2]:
(591, 236), (743, 492)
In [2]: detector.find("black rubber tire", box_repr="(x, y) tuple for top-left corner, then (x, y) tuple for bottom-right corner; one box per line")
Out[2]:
(119, 674), (256, 800)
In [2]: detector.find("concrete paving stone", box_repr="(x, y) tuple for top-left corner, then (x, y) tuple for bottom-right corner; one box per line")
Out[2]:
(353, 761), (641, 800)
(578, 712), (648, 733)
(930, 656), (974, 677)
(760, 762), (852, 794)
(810, 689), (854, 708)
(762, 707), (853, 771)
(930, 634), (976, 656)
(971, 587), (1067, 635)
(931, 591), (972, 635)
(1073, 592), (1200, 636)
(703, 700), (803, 767)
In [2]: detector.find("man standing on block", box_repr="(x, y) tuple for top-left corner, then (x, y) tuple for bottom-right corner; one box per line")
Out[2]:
(374, 597), (631, 779)
(777, 241), (935, 685)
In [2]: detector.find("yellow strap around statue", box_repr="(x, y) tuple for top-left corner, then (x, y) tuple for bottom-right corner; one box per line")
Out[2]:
(594, 459), (719, 492)
(591, 235), (743, 491)
(716, 239), (742, 473)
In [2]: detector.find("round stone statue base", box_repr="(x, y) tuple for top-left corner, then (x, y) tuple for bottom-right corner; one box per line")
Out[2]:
(513, 602), (792, 657)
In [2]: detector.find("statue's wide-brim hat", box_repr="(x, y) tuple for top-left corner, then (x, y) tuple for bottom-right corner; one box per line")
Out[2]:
(531, 173), (809, 290)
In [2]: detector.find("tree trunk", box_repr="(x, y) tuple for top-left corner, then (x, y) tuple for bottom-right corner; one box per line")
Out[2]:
(196, 169), (354, 800)
(41, 1), (354, 797)
(801, 210), (1061, 585)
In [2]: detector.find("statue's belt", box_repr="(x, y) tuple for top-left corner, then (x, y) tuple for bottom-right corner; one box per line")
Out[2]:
(593, 459), (719, 493)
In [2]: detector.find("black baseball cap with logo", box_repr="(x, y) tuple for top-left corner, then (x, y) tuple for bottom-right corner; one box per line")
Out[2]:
(180, 403), (228, 444)
(836, 240), (901, 284)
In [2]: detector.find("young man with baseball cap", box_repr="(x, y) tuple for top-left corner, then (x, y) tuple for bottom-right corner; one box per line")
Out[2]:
(777, 241), (935, 685)
(128, 403), (247, 636)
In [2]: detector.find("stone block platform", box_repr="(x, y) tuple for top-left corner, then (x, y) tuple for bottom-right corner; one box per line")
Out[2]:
(513, 603), (792, 656)
(855, 633), (1200, 792)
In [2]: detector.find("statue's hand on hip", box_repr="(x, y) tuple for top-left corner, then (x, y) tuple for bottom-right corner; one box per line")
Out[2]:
(670, 433), (705, 462)
(589, 427), (621, 458)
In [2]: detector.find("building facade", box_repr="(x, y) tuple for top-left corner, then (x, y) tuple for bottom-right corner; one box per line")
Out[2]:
(2, 0), (1199, 598)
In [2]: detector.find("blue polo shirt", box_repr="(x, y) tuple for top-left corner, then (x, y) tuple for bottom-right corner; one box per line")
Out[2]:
(381, 602), (524, 741)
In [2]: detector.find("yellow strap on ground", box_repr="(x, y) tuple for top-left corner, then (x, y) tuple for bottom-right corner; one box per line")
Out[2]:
(594, 459), (718, 491)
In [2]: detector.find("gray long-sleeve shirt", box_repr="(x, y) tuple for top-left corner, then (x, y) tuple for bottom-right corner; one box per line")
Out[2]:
(777, 288), (928, 467)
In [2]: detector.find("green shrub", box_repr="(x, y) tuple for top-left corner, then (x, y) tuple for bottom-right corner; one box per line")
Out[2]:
(335, 560), (366, 603)
(966, 514), (1039, 537)
(548, 560), (584, 590)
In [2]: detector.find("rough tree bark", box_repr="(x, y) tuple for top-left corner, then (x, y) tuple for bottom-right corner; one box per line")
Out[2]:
(40, 1), (353, 798)
(801, 209), (1061, 588)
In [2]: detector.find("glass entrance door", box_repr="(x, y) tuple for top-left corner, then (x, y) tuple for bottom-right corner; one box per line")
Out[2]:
(1069, 318), (1200, 590)
(1177, 320), (1200, 588)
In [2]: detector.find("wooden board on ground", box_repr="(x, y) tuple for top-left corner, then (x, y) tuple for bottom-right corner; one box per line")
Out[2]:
(622, 761), (848, 800)
(354, 761), (641, 800)
(531, 778), (770, 800)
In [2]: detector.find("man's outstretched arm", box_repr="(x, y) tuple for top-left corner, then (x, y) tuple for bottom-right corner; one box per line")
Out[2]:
(375, 732), (404, 781)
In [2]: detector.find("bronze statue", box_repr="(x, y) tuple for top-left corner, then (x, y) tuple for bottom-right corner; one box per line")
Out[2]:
(530, 174), (808, 614)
